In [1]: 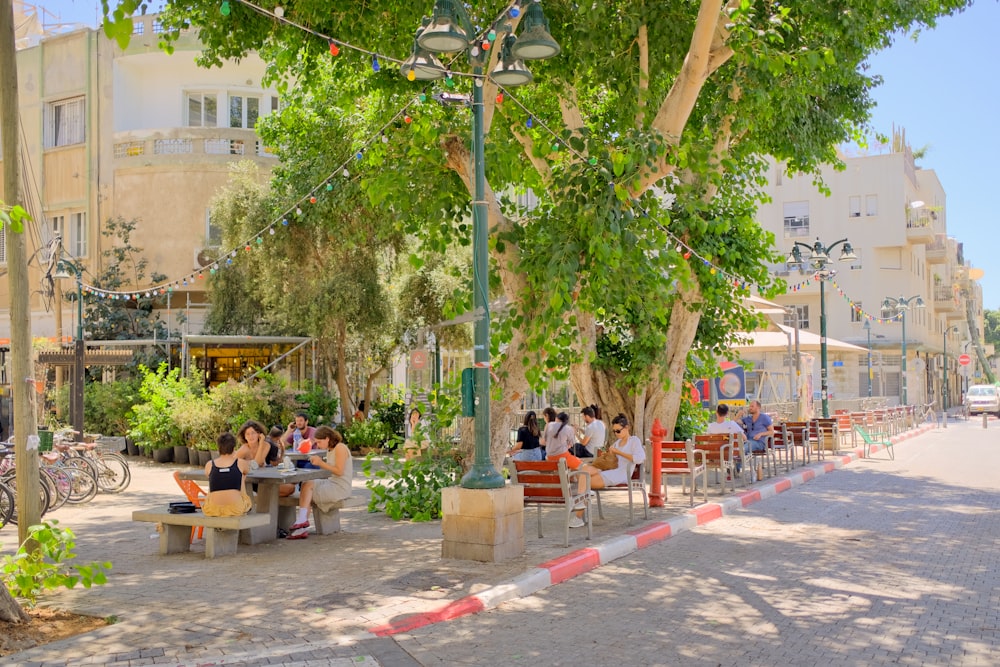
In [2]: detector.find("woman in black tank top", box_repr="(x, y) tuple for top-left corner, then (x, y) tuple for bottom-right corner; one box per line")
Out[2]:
(202, 432), (252, 517)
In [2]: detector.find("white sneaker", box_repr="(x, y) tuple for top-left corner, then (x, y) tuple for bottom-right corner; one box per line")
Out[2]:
(568, 516), (585, 528)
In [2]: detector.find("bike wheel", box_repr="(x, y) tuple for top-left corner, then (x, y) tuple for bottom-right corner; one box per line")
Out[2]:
(64, 466), (98, 504)
(2, 470), (51, 525)
(94, 453), (131, 493)
(0, 480), (13, 530)
(40, 466), (71, 511)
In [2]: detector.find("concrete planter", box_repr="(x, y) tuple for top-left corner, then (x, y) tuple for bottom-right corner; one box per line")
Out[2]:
(152, 447), (174, 464)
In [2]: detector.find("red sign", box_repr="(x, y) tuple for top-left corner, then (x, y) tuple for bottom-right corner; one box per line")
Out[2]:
(958, 354), (972, 366)
(410, 349), (428, 370)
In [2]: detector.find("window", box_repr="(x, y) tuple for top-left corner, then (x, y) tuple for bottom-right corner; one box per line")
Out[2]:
(784, 305), (809, 329)
(849, 196), (861, 218)
(877, 247), (902, 270)
(44, 97), (85, 148)
(132, 20), (144, 35)
(48, 215), (65, 245)
(851, 301), (863, 323)
(229, 95), (262, 129)
(783, 201), (809, 237)
(865, 194), (878, 216)
(69, 212), (87, 258)
(152, 20), (165, 34)
(206, 209), (222, 247)
(186, 93), (218, 127)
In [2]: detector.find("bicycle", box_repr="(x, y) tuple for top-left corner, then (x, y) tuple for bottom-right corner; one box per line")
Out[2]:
(54, 430), (132, 494)
(0, 478), (13, 530)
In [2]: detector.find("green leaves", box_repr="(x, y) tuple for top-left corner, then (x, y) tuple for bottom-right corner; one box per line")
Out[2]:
(0, 202), (30, 233)
(1, 521), (112, 607)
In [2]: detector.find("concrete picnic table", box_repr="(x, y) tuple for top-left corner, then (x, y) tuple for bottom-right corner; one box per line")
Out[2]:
(179, 467), (329, 545)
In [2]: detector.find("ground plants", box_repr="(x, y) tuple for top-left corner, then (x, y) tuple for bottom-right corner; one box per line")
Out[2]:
(362, 440), (463, 521)
(1, 521), (111, 608)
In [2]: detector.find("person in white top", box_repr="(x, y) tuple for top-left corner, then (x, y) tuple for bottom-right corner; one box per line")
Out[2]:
(577, 405), (607, 457)
(705, 404), (746, 444)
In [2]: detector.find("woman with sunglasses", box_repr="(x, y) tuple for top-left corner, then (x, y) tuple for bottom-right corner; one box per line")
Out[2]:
(583, 413), (645, 490)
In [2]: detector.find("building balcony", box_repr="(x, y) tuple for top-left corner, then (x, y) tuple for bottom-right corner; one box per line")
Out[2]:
(933, 285), (959, 313)
(925, 235), (947, 264)
(905, 211), (937, 244)
(112, 128), (278, 167)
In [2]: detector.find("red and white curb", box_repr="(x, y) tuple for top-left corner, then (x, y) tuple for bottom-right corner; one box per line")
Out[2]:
(369, 422), (936, 637)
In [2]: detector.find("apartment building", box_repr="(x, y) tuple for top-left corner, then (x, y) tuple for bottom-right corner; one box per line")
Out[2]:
(756, 140), (985, 408)
(0, 9), (278, 343)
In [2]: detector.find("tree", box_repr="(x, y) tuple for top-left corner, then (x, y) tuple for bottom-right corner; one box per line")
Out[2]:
(104, 0), (972, 462)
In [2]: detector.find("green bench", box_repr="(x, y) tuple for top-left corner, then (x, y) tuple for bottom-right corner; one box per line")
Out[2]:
(853, 425), (894, 460)
(132, 508), (271, 559)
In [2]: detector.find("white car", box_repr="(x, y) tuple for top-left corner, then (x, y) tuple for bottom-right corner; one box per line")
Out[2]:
(964, 385), (1000, 417)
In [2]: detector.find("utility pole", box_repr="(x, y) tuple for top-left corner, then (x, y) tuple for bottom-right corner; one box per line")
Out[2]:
(1, 0), (42, 550)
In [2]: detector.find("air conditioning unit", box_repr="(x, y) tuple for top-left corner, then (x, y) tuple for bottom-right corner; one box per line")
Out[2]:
(193, 247), (219, 269)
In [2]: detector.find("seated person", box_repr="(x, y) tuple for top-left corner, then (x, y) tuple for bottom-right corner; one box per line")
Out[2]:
(286, 426), (353, 540)
(283, 412), (318, 468)
(201, 432), (252, 517)
(706, 404), (747, 444)
(267, 425), (286, 460)
(235, 420), (280, 469)
(740, 400), (774, 482)
(508, 411), (543, 462)
(577, 414), (645, 527)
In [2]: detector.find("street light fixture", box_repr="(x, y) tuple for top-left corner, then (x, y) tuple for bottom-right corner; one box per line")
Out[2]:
(786, 237), (858, 418)
(881, 294), (925, 407)
(862, 319), (873, 398)
(407, 1), (560, 489)
(53, 260), (85, 439)
(942, 324), (960, 414)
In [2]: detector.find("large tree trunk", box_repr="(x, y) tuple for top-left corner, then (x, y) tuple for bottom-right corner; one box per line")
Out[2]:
(0, 586), (30, 623)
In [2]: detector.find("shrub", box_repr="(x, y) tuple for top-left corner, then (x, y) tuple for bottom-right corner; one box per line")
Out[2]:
(342, 418), (397, 451)
(372, 384), (406, 436)
(128, 364), (201, 451)
(293, 381), (339, 427)
(361, 441), (463, 521)
(2, 521), (112, 607)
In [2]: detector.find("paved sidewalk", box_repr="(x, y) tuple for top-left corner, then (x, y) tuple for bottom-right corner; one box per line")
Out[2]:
(1, 423), (936, 666)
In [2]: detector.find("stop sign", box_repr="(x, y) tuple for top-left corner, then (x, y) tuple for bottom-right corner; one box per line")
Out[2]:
(958, 354), (971, 366)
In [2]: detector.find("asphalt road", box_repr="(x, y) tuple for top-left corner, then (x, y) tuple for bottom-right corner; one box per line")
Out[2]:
(392, 418), (1000, 666)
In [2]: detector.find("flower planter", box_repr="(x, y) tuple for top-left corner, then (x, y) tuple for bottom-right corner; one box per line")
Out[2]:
(197, 450), (213, 466)
(125, 438), (140, 457)
(152, 447), (174, 464)
(188, 446), (200, 465)
(172, 445), (189, 465)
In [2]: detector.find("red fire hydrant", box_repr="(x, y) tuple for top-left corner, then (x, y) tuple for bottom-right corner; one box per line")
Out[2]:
(648, 417), (667, 508)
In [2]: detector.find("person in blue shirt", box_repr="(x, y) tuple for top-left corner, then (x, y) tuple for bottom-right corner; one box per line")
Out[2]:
(740, 400), (774, 482)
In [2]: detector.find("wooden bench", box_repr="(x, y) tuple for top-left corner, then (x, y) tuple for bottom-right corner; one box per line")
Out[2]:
(132, 508), (271, 559)
(656, 440), (706, 506)
(693, 433), (737, 492)
(509, 459), (592, 547)
(853, 425), (894, 460)
(276, 495), (347, 535)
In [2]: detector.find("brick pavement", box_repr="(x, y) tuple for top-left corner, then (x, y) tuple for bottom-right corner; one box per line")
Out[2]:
(2, 419), (968, 666)
(392, 418), (1000, 666)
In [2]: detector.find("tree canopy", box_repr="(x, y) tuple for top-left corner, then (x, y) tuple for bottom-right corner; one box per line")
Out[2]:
(105, 0), (972, 449)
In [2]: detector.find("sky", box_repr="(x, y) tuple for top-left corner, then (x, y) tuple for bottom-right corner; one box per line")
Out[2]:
(25, 1), (1000, 309)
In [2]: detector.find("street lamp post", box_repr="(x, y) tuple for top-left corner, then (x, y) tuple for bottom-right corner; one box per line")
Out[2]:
(941, 325), (958, 424)
(54, 261), (84, 439)
(786, 237), (858, 418)
(407, 1), (559, 489)
(881, 294), (925, 407)
(863, 319), (873, 398)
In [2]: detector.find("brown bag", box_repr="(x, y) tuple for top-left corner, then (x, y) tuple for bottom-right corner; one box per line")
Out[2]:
(592, 447), (618, 471)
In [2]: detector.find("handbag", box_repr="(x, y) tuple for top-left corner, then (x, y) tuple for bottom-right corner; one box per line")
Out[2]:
(168, 501), (198, 514)
(592, 447), (618, 471)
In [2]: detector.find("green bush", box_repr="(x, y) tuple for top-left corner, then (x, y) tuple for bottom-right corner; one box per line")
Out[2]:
(372, 384), (406, 436)
(2, 521), (112, 607)
(293, 381), (339, 427)
(84, 378), (141, 435)
(361, 442), (463, 521)
(128, 363), (201, 452)
(342, 418), (397, 451)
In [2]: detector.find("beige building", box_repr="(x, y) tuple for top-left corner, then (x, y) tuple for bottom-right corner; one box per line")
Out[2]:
(756, 140), (985, 409)
(0, 9), (277, 344)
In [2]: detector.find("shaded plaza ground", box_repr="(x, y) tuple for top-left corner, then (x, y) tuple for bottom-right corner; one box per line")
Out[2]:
(1, 449), (709, 666)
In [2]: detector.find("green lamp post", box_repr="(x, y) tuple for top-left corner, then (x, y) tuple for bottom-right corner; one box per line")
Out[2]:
(881, 294), (925, 407)
(54, 260), (85, 439)
(405, 1), (559, 488)
(786, 237), (858, 418)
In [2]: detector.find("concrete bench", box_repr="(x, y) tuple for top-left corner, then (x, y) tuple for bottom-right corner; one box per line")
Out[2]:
(276, 496), (347, 535)
(132, 508), (270, 559)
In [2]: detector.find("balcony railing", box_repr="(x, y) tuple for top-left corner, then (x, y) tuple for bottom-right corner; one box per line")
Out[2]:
(113, 128), (278, 164)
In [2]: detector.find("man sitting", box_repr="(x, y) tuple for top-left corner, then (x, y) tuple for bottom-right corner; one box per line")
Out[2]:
(740, 400), (774, 482)
(706, 404), (747, 480)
